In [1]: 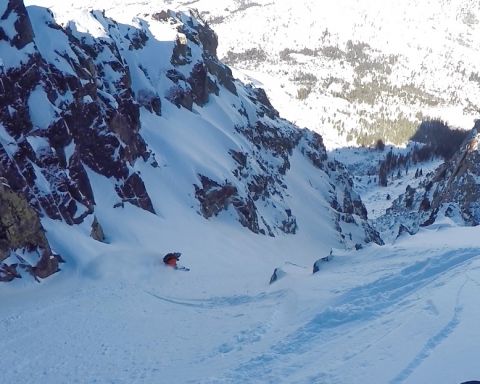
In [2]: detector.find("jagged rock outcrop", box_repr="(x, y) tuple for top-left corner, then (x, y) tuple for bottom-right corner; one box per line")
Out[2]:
(195, 175), (237, 219)
(377, 122), (480, 239)
(90, 216), (105, 242)
(167, 11), (237, 109)
(0, 2), (154, 228)
(171, 12), (380, 243)
(303, 141), (382, 245)
(0, 184), (48, 259)
(427, 124), (480, 223)
(0, 0), (34, 49)
(269, 267), (286, 284)
(0, 182), (59, 281)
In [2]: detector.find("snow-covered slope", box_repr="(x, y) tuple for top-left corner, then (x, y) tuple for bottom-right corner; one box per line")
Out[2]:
(2, 214), (480, 383)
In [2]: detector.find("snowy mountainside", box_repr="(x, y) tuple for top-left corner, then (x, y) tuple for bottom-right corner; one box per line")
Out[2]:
(0, 0), (380, 281)
(196, 0), (480, 148)
(23, 0), (480, 147)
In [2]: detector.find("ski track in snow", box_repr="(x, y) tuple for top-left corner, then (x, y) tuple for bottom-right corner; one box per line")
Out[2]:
(145, 289), (292, 359)
(222, 248), (480, 383)
(2, 245), (480, 383)
(390, 280), (466, 384)
(144, 290), (287, 309)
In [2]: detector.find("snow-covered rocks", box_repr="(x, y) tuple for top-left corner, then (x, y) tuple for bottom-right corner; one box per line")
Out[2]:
(426, 123), (480, 224)
(376, 121), (480, 239)
(0, 1), (382, 282)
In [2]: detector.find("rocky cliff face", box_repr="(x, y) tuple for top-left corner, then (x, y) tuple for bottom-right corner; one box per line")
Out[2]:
(428, 123), (480, 221)
(0, 181), (60, 281)
(0, 1), (381, 281)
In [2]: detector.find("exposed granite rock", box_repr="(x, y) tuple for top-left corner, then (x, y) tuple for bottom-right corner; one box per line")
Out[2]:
(1, 3), (384, 284)
(0, 183), (50, 260)
(343, 189), (368, 219)
(0, 183), (59, 281)
(167, 10), (237, 108)
(116, 173), (155, 214)
(280, 209), (298, 234)
(204, 58), (237, 96)
(250, 87), (279, 120)
(195, 15), (218, 57)
(166, 84), (194, 110)
(1, 0), (34, 49)
(304, 149), (382, 246)
(302, 131), (328, 169)
(229, 150), (247, 168)
(0, 5), (154, 225)
(152, 10), (171, 22)
(33, 251), (60, 279)
(428, 125), (480, 223)
(136, 89), (161, 116)
(0, 263), (21, 282)
(232, 197), (261, 234)
(171, 33), (192, 66)
(397, 224), (414, 238)
(269, 267), (286, 284)
(195, 175), (237, 218)
(90, 216), (105, 242)
(378, 122), (480, 239)
(188, 62), (209, 106)
(195, 175), (265, 234)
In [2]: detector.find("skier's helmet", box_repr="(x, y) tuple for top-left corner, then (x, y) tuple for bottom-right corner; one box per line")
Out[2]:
(163, 252), (181, 263)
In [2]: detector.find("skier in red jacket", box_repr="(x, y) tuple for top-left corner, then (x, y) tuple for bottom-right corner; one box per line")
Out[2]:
(163, 252), (189, 271)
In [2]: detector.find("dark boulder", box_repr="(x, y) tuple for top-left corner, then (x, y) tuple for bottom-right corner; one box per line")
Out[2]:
(0, 183), (59, 281)
(90, 216), (106, 242)
(32, 251), (60, 279)
(269, 267), (286, 284)
(1, 0), (35, 49)
(0, 263), (21, 282)
(116, 173), (155, 214)
(188, 62), (209, 106)
(195, 175), (237, 218)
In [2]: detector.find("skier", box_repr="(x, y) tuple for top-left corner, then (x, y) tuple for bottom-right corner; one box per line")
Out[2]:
(163, 252), (190, 271)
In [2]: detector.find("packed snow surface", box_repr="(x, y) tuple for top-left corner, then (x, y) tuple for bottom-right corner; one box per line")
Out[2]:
(2, 218), (480, 383)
